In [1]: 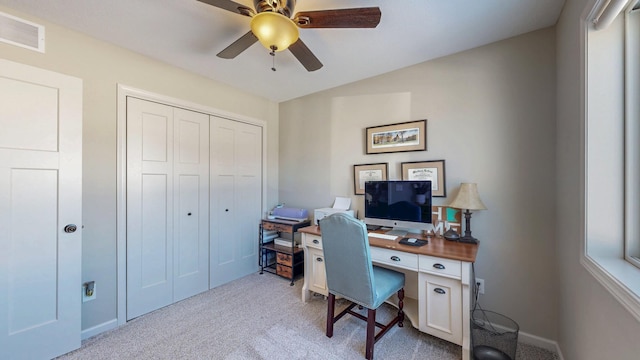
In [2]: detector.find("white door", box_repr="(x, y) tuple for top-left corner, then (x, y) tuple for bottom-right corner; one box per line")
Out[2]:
(172, 108), (210, 302)
(126, 98), (209, 320)
(0, 60), (82, 359)
(210, 117), (262, 288)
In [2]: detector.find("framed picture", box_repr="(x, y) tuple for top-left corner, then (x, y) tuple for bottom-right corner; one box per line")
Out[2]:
(354, 163), (388, 195)
(401, 159), (446, 197)
(365, 119), (427, 154)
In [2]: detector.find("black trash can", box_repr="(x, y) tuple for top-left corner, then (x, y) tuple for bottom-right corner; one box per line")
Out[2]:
(471, 309), (519, 360)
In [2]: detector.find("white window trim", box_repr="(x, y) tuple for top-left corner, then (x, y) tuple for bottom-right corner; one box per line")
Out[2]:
(581, 0), (640, 323)
(625, 8), (640, 268)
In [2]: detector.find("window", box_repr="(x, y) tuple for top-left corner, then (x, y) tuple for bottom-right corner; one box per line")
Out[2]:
(582, 0), (640, 322)
(625, 6), (640, 268)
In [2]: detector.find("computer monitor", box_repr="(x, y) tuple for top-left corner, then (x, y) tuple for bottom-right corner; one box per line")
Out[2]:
(364, 180), (432, 236)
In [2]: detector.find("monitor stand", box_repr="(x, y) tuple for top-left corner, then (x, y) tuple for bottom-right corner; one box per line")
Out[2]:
(385, 228), (409, 237)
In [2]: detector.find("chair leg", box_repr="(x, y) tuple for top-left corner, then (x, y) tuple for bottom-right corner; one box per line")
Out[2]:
(365, 308), (376, 360)
(326, 293), (335, 338)
(397, 288), (405, 328)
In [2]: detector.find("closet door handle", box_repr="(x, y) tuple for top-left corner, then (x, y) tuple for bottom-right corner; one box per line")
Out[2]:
(434, 288), (446, 295)
(225, 209), (229, 212)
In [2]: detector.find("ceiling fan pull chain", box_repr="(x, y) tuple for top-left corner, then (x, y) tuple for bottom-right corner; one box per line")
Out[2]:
(270, 46), (277, 71)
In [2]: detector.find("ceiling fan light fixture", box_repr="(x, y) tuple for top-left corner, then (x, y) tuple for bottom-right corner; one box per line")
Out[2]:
(250, 12), (299, 52)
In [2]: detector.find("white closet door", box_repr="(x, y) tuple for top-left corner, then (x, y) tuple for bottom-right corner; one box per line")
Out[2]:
(0, 60), (82, 359)
(210, 117), (262, 288)
(173, 108), (209, 302)
(126, 99), (209, 319)
(127, 98), (175, 319)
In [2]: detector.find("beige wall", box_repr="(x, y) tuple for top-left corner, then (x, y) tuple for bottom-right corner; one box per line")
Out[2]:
(280, 28), (559, 340)
(0, 6), (279, 332)
(556, 0), (640, 359)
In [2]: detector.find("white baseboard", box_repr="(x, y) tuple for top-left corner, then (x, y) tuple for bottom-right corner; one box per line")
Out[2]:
(81, 318), (118, 340)
(518, 330), (565, 360)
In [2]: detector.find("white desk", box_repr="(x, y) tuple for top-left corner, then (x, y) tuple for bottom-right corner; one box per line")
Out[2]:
(299, 225), (479, 360)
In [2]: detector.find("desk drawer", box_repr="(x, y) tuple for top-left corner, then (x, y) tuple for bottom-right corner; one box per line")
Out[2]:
(370, 247), (418, 271)
(303, 234), (323, 250)
(419, 255), (461, 279)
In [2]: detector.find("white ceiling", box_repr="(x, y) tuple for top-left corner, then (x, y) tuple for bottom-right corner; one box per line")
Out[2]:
(0, 0), (565, 102)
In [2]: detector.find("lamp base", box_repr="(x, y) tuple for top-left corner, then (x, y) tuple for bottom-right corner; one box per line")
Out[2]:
(459, 235), (478, 244)
(443, 228), (460, 241)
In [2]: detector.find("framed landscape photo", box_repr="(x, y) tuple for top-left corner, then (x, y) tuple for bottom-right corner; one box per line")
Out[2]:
(401, 159), (446, 197)
(365, 119), (427, 154)
(354, 163), (388, 195)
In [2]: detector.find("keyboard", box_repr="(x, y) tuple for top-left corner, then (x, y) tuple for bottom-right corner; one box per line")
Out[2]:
(367, 232), (398, 240)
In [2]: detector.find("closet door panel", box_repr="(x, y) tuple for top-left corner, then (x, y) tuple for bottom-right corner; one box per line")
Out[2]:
(176, 175), (200, 275)
(236, 176), (261, 258)
(210, 117), (262, 288)
(234, 123), (262, 264)
(212, 176), (235, 264)
(127, 98), (174, 320)
(173, 108), (210, 302)
(140, 173), (170, 287)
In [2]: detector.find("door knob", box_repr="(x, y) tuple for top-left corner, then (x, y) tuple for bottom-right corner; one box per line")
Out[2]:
(64, 224), (77, 233)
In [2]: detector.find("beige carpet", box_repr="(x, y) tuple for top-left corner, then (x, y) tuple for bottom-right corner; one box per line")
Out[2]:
(57, 273), (557, 360)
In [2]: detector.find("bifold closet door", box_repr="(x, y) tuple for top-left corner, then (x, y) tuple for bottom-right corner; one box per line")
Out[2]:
(210, 117), (262, 288)
(126, 98), (209, 320)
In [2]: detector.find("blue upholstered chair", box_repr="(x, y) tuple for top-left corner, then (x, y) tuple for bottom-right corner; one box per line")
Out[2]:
(319, 213), (405, 360)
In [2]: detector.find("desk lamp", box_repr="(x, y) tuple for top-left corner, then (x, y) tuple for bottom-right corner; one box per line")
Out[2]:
(448, 183), (487, 244)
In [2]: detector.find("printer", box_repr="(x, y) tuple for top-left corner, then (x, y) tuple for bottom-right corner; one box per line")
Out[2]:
(314, 197), (356, 225)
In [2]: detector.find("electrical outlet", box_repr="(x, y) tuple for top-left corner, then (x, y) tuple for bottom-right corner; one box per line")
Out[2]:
(82, 281), (96, 302)
(476, 278), (485, 295)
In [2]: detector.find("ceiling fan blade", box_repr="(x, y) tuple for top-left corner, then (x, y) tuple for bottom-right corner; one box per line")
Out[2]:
(294, 7), (381, 29)
(217, 31), (258, 59)
(197, 0), (254, 17)
(288, 39), (323, 72)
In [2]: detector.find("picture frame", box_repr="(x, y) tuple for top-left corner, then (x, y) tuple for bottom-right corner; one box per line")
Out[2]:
(365, 119), (427, 154)
(401, 159), (446, 197)
(353, 163), (388, 195)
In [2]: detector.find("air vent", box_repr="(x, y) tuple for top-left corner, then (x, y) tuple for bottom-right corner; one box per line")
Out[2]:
(0, 11), (44, 53)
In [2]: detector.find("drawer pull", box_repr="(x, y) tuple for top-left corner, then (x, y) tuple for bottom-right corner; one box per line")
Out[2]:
(434, 288), (446, 295)
(316, 258), (323, 262)
(313, 239), (319, 244)
(390, 256), (401, 262)
(433, 263), (445, 270)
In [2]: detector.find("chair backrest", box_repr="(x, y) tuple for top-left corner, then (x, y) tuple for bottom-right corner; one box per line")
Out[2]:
(320, 213), (375, 308)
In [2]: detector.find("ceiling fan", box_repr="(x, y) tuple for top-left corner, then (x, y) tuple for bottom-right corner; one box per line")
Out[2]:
(197, 0), (382, 71)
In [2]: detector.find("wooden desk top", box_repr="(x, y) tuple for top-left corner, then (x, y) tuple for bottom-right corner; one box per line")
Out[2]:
(299, 225), (478, 263)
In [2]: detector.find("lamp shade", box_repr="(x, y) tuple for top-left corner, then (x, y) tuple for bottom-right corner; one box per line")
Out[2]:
(448, 183), (487, 211)
(250, 12), (299, 52)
